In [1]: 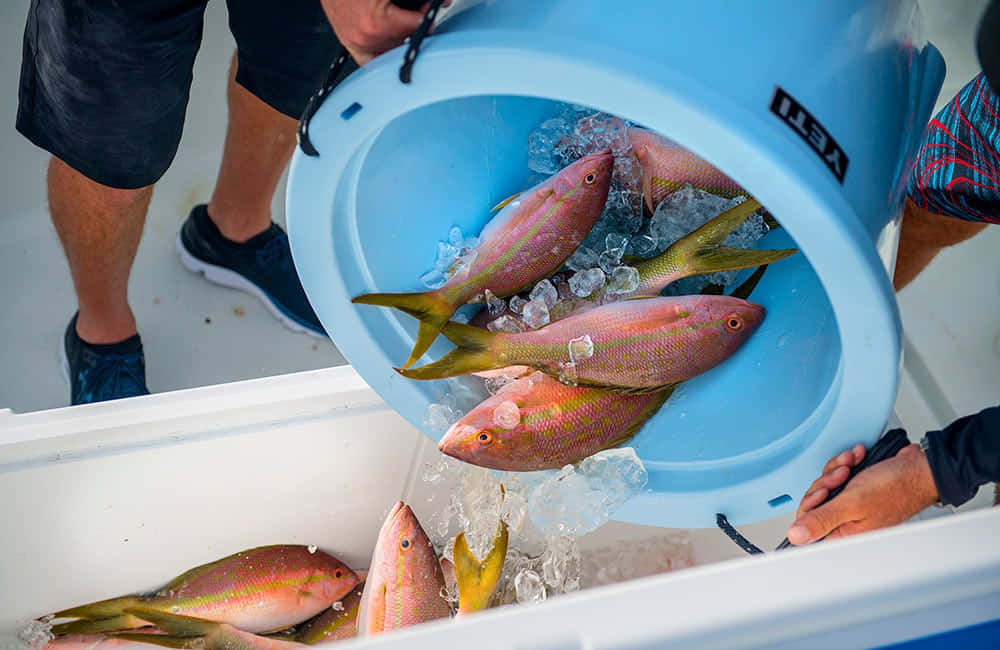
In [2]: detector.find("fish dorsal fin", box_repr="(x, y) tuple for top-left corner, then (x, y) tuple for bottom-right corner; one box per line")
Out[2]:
(490, 192), (522, 212)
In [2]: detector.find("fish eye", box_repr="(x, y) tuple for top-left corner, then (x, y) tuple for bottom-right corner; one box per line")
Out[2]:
(400, 539), (410, 550)
(726, 315), (743, 331)
(335, 569), (343, 578)
(476, 431), (494, 445)
(584, 171), (597, 184)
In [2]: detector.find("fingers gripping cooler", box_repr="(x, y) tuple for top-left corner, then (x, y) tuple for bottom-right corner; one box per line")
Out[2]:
(285, 0), (945, 527)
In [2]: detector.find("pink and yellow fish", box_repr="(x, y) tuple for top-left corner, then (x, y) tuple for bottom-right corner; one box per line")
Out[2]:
(439, 373), (671, 471)
(50, 546), (359, 636)
(290, 582), (365, 644)
(358, 503), (451, 636)
(629, 127), (747, 213)
(398, 294), (765, 392)
(353, 151), (614, 369)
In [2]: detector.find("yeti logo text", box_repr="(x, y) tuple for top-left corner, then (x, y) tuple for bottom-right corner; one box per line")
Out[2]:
(770, 87), (849, 183)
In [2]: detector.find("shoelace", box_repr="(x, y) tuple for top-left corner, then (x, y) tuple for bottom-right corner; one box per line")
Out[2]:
(255, 231), (293, 272)
(78, 352), (146, 402)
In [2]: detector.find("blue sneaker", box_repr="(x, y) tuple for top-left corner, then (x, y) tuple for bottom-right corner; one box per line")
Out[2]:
(177, 205), (326, 337)
(61, 313), (150, 405)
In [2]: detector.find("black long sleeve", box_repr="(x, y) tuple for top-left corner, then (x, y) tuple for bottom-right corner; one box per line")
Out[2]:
(923, 406), (1000, 507)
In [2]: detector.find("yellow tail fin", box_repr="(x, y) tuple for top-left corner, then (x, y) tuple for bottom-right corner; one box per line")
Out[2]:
(395, 322), (499, 380)
(51, 613), (147, 636)
(122, 608), (218, 636)
(636, 199), (796, 291)
(454, 493), (509, 614)
(351, 290), (455, 369)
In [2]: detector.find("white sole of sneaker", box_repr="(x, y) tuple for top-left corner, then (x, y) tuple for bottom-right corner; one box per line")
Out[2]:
(175, 234), (327, 340)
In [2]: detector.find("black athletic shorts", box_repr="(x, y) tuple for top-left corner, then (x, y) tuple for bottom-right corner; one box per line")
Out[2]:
(16, 0), (341, 190)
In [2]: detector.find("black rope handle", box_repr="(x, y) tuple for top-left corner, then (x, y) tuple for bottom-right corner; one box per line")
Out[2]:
(399, 0), (448, 84)
(297, 46), (354, 157)
(297, 0), (442, 157)
(716, 514), (765, 555)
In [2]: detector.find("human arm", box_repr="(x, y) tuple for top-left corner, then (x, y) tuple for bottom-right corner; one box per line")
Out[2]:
(786, 406), (1000, 545)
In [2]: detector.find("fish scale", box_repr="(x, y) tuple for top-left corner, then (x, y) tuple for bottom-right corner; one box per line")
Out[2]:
(629, 127), (746, 213)
(51, 546), (359, 636)
(401, 295), (765, 392)
(439, 374), (671, 471)
(359, 503), (450, 636)
(353, 150), (613, 369)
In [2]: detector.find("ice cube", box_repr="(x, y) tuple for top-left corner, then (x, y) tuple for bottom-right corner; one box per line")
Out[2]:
(500, 487), (529, 532)
(435, 241), (460, 271)
(577, 448), (649, 511)
(449, 226), (464, 248)
(492, 400), (521, 429)
(606, 266), (640, 294)
(605, 232), (629, 252)
(484, 289), (507, 317)
(509, 295), (529, 315)
(450, 250), (477, 281)
(628, 234), (658, 257)
(541, 536), (581, 594)
(568, 335), (594, 363)
(568, 268), (606, 297)
(514, 569), (547, 603)
(614, 155), (643, 191)
(649, 186), (754, 259)
(16, 621), (52, 650)
(484, 374), (515, 395)
(422, 457), (452, 484)
(557, 361), (578, 387)
(420, 269), (447, 290)
(423, 403), (459, 434)
(527, 448), (648, 537)
(566, 246), (600, 272)
(487, 315), (525, 333)
(521, 300), (551, 329)
(598, 248), (624, 274)
(529, 279), (559, 308)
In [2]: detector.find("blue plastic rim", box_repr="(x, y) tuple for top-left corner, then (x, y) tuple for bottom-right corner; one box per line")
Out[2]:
(286, 0), (945, 528)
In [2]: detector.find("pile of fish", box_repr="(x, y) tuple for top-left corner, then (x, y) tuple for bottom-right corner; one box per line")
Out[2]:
(354, 112), (797, 471)
(23, 111), (801, 649)
(33, 499), (510, 648)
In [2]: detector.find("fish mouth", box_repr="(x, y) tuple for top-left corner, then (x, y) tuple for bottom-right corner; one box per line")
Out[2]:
(377, 501), (405, 541)
(386, 501), (404, 522)
(438, 424), (481, 459)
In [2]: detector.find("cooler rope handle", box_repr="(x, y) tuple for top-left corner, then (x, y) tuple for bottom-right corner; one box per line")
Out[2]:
(716, 428), (911, 554)
(297, 0), (443, 157)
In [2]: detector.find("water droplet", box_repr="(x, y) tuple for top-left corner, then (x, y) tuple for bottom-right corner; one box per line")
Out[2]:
(308, 544), (318, 554)
(332, 601), (344, 611)
(776, 334), (788, 348)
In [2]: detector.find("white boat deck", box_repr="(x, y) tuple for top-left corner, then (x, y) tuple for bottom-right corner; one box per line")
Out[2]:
(0, 1), (996, 513)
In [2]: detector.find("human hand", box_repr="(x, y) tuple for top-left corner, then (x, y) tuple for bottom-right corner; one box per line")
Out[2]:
(786, 443), (940, 545)
(321, 0), (436, 65)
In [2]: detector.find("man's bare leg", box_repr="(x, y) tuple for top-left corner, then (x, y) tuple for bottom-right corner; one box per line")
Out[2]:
(894, 198), (988, 291)
(207, 53), (297, 243)
(48, 157), (152, 344)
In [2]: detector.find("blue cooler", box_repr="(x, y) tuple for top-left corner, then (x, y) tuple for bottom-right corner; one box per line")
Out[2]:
(285, 0), (945, 527)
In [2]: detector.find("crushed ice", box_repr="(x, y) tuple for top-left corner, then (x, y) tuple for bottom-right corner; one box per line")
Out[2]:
(422, 446), (654, 609)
